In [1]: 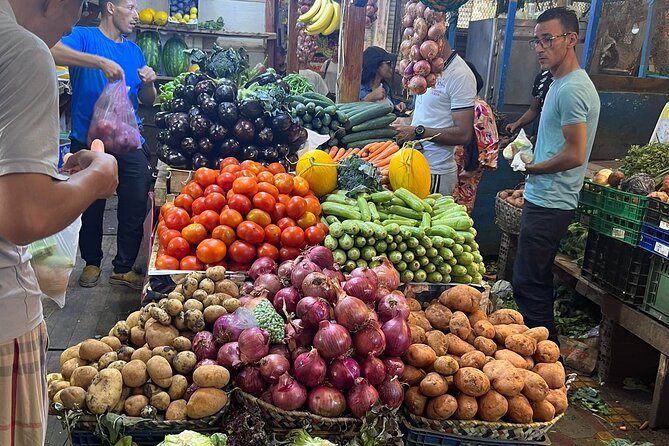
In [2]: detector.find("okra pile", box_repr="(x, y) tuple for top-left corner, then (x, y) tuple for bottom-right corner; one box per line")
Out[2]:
(320, 188), (486, 284)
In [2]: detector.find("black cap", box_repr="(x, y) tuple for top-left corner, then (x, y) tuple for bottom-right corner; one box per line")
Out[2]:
(362, 46), (397, 73)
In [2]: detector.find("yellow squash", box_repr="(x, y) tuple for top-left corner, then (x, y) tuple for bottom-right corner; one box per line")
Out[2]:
(389, 147), (431, 198)
(296, 150), (338, 197)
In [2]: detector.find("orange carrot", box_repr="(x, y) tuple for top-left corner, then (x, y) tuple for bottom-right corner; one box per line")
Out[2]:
(361, 142), (382, 159)
(329, 146), (338, 157)
(345, 148), (361, 159)
(374, 157), (393, 168)
(343, 148), (356, 159)
(369, 144), (399, 163)
(333, 147), (346, 161)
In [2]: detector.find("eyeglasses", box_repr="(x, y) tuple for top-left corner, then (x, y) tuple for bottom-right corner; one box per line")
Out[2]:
(528, 33), (572, 50)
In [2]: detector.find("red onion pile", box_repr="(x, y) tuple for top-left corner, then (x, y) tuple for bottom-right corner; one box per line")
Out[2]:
(296, 0), (319, 65)
(217, 255), (410, 416)
(399, 0), (447, 95)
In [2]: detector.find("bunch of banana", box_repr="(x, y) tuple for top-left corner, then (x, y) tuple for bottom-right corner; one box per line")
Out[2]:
(298, 0), (341, 36)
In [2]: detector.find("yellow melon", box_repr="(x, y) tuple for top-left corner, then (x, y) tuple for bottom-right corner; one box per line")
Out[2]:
(389, 147), (432, 198)
(296, 150), (338, 197)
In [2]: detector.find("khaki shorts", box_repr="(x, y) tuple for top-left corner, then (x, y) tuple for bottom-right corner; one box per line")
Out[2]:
(0, 321), (48, 446)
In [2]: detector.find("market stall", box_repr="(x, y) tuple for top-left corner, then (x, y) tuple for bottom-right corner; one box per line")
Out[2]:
(45, 0), (583, 444)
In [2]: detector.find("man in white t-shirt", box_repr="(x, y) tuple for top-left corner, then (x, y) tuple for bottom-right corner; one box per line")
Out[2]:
(393, 41), (476, 196)
(0, 1), (118, 444)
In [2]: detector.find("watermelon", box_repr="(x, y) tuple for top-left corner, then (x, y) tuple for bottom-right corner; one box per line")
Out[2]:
(162, 36), (190, 77)
(135, 31), (161, 73)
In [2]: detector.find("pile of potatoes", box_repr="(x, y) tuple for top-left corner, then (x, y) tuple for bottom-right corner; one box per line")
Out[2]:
(48, 267), (241, 421)
(402, 285), (567, 424)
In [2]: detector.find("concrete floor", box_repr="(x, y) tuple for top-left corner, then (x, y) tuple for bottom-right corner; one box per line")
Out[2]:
(43, 201), (669, 445)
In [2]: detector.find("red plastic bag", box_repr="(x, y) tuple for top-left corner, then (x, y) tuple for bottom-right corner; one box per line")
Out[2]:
(87, 78), (141, 156)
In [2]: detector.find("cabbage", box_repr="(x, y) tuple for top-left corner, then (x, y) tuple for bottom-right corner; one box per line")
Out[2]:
(286, 429), (336, 446)
(157, 431), (227, 446)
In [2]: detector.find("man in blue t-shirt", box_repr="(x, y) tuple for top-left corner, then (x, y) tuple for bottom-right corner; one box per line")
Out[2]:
(512, 7), (600, 345)
(51, 0), (155, 289)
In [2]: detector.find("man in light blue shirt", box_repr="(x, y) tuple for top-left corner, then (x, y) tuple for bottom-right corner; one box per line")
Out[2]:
(512, 7), (600, 345)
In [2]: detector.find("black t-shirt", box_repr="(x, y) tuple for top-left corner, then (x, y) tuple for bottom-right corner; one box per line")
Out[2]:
(532, 70), (554, 107)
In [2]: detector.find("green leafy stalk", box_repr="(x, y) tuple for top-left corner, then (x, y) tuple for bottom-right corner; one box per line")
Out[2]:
(285, 429), (336, 446)
(337, 155), (383, 196)
(619, 143), (669, 182)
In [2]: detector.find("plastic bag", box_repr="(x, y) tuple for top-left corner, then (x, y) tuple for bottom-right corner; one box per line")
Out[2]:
(88, 78), (141, 156)
(29, 216), (81, 308)
(502, 129), (534, 172)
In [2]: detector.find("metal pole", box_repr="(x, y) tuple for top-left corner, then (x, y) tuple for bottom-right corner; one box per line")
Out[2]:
(580, 0), (602, 71)
(639, 0), (656, 77)
(448, 11), (458, 49)
(496, 0), (517, 109)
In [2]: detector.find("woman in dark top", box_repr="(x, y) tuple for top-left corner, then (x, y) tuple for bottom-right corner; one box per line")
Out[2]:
(360, 46), (395, 104)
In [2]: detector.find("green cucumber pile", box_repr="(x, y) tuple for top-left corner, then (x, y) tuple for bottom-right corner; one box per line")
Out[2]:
(335, 102), (398, 148)
(320, 188), (485, 284)
(288, 97), (397, 149)
(289, 92), (348, 145)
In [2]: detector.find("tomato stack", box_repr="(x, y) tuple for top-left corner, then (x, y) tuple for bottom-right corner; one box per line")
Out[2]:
(155, 158), (328, 271)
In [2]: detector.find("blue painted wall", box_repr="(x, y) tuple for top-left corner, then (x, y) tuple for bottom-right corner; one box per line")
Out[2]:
(592, 91), (669, 160)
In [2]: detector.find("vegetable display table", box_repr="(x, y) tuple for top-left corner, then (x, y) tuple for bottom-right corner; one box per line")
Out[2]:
(153, 160), (194, 207)
(553, 254), (669, 428)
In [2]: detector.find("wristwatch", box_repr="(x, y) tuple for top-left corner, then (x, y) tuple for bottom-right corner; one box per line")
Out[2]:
(414, 125), (425, 139)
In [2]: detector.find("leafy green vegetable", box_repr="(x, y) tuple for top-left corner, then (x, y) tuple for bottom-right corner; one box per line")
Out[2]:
(284, 73), (315, 95)
(559, 222), (588, 266)
(113, 437), (134, 446)
(337, 155), (383, 196)
(554, 284), (598, 338)
(348, 405), (403, 446)
(158, 72), (188, 103)
(608, 439), (654, 446)
(157, 430), (227, 446)
(188, 45), (249, 85)
(286, 429), (336, 446)
(619, 142), (669, 184)
(568, 387), (611, 415)
(198, 16), (225, 31)
(238, 78), (289, 115)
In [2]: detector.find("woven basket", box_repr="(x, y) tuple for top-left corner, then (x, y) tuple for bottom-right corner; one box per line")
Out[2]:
(53, 401), (228, 437)
(234, 389), (361, 440)
(495, 192), (523, 235)
(420, 0), (470, 13)
(405, 412), (565, 442)
(402, 374), (575, 442)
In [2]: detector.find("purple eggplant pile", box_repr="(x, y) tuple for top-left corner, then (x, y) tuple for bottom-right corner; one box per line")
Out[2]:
(156, 72), (308, 170)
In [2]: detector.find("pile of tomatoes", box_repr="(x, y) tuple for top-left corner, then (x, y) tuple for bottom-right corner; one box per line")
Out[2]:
(155, 158), (328, 271)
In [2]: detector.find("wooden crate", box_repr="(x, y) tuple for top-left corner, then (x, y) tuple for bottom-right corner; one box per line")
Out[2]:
(153, 161), (194, 207)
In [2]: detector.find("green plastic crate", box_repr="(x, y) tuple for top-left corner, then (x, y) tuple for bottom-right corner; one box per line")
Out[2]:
(643, 257), (669, 325)
(580, 180), (606, 207)
(601, 186), (649, 222)
(593, 213), (642, 246)
(577, 180), (605, 227)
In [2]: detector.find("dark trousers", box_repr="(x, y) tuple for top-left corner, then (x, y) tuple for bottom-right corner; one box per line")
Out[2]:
(71, 140), (152, 273)
(512, 201), (574, 344)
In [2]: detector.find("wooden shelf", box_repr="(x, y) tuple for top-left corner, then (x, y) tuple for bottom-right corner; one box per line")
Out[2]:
(135, 24), (276, 40)
(552, 253), (669, 428)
